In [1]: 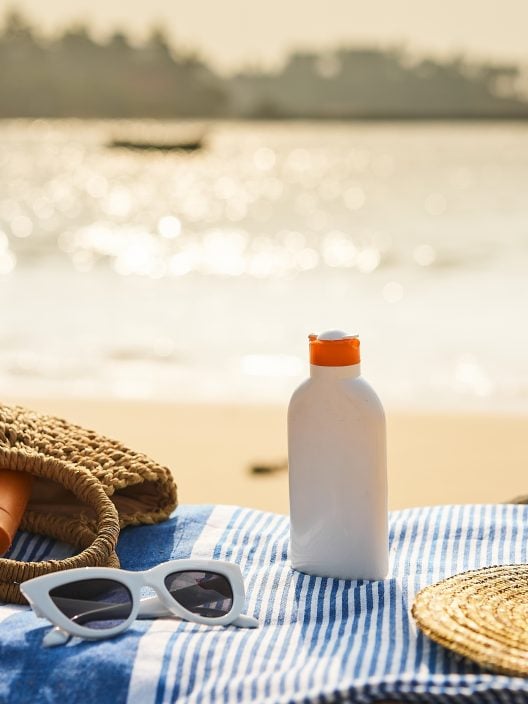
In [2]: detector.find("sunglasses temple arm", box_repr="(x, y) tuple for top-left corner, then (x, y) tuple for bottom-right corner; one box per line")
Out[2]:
(40, 600), (162, 647)
(231, 613), (259, 628)
(42, 610), (258, 647)
(137, 589), (232, 618)
(51, 597), (133, 624)
(137, 595), (172, 619)
(43, 627), (71, 647)
(137, 595), (258, 628)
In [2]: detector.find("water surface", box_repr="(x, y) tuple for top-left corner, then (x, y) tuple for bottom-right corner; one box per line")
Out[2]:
(1, 120), (527, 411)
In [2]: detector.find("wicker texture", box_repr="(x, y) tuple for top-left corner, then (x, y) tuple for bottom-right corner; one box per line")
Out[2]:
(412, 564), (528, 676)
(0, 403), (177, 604)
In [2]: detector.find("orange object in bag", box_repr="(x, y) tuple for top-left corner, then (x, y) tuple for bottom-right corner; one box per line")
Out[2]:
(0, 470), (33, 556)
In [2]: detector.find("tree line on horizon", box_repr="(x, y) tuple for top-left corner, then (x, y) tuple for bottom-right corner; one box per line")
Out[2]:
(1, 11), (528, 120)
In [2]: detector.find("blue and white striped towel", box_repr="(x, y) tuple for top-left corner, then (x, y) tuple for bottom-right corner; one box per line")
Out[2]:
(1, 503), (528, 703)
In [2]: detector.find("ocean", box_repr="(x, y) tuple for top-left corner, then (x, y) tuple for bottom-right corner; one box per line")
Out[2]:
(1, 119), (527, 412)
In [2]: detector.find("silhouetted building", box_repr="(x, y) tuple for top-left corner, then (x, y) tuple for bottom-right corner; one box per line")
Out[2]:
(1, 12), (527, 119)
(0, 12), (226, 118)
(231, 48), (528, 119)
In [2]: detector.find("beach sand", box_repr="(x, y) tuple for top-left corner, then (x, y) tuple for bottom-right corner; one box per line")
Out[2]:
(6, 397), (528, 513)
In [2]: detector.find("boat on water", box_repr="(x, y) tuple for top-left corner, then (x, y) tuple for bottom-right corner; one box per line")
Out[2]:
(107, 136), (204, 153)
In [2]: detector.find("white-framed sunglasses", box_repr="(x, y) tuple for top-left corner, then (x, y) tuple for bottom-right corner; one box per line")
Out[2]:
(21, 559), (258, 647)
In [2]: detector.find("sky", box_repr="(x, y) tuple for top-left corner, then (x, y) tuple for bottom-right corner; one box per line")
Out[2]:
(6, 0), (528, 72)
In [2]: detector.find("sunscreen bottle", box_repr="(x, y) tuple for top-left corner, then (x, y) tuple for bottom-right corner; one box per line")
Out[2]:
(288, 330), (388, 580)
(0, 470), (32, 556)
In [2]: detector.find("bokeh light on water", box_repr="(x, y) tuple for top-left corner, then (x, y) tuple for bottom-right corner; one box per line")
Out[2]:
(1, 119), (528, 410)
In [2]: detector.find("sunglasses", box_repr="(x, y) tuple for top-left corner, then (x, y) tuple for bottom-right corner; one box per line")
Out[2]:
(20, 559), (258, 647)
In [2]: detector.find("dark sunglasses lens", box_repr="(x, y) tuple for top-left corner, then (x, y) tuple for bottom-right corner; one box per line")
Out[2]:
(164, 570), (234, 618)
(49, 578), (133, 630)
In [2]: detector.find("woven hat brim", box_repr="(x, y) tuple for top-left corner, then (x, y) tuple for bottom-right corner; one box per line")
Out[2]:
(412, 564), (528, 677)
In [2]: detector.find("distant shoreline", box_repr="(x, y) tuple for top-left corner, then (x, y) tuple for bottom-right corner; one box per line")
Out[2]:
(3, 12), (528, 126)
(2, 114), (528, 122)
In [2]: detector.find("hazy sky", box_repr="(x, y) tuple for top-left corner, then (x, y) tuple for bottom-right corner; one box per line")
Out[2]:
(8, 0), (528, 71)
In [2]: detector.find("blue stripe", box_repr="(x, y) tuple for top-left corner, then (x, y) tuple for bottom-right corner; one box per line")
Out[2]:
(154, 630), (178, 704)
(379, 510), (406, 678)
(304, 574), (341, 692)
(195, 508), (250, 704)
(385, 514), (412, 673)
(434, 504), (462, 675)
(260, 538), (299, 700)
(243, 521), (289, 701)
(7, 531), (34, 561)
(233, 514), (282, 701)
(24, 536), (47, 563)
(398, 506), (428, 674)
(217, 510), (278, 702)
(198, 508), (269, 703)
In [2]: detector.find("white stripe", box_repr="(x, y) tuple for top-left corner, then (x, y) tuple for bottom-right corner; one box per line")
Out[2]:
(479, 504), (493, 567)
(319, 557), (374, 692)
(454, 504), (472, 574)
(514, 505), (525, 564)
(465, 504), (480, 572)
(230, 516), (287, 702)
(14, 534), (41, 562)
(162, 506), (247, 701)
(371, 509), (407, 683)
(167, 507), (260, 703)
(188, 509), (278, 702)
(402, 505), (444, 677)
(267, 563), (313, 698)
(182, 511), (274, 701)
(445, 504), (473, 687)
(501, 502), (513, 566)
(182, 619), (228, 704)
(178, 507), (254, 704)
(284, 571), (326, 696)
(181, 501), (256, 704)
(490, 504), (503, 566)
(390, 506), (420, 670)
(126, 505), (238, 704)
(357, 580), (382, 682)
(162, 627), (201, 704)
(248, 530), (292, 701)
(333, 510), (417, 682)
(126, 619), (176, 704)
(269, 582), (311, 700)
(188, 505), (240, 560)
(327, 509), (407, 690)
(300, 572), (346, 698)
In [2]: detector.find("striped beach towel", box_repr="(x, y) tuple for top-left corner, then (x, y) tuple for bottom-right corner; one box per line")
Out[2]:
(1, 503), (528, 703)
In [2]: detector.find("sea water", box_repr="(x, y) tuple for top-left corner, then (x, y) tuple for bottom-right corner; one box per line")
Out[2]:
(0, 119), (527, 412)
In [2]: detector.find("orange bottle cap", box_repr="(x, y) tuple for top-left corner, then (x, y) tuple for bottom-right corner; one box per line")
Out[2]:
(309, 330), (360, 367)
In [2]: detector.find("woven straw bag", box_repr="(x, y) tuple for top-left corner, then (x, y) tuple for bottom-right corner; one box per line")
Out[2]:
(0, 403), (177, 604)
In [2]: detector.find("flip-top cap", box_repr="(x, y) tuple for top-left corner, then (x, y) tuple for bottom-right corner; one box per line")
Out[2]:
(309, 330), (360, 366)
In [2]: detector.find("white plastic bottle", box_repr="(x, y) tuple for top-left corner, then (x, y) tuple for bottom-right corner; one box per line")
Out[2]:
(288, 330), (388, 580)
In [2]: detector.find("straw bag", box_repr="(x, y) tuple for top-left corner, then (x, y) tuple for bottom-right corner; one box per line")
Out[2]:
(0, 403), (177, 604)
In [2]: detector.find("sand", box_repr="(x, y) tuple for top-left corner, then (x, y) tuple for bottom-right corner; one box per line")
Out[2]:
(5, 396), (528, 514)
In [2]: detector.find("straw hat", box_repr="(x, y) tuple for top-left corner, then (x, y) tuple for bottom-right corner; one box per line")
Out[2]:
(412, 564), (528, 676)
